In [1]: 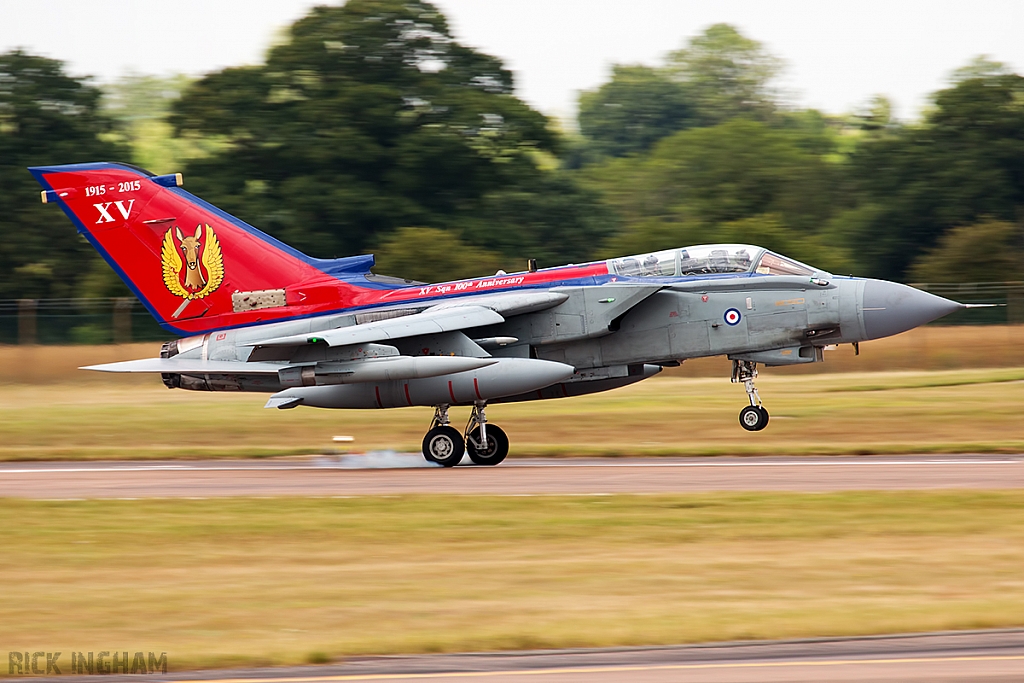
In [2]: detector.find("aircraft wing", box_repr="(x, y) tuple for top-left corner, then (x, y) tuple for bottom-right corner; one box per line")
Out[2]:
(424, 291), (569, 316)
(81, 358), (286, 373)
(253, 304), (506, 347)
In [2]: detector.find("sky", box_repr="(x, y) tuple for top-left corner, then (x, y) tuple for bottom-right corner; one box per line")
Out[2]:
(2, 0), (1023, 121)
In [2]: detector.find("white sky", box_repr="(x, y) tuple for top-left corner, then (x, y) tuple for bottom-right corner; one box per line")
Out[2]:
(2, 0), (1023, 121)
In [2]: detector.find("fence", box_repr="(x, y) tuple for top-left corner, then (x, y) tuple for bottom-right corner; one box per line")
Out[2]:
(0, 283), (1021, 345)
(0, 298), (168, 345)
(911, 282), (1024, 325)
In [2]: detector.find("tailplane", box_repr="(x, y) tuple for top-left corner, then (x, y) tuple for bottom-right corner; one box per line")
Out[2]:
(30, 162), (372, 335)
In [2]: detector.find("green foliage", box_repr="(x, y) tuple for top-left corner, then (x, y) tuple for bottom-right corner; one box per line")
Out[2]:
(573, 24), (782, 164)
(909, 219), (1024, 283)
(5, 12), (1024, 307)
(839, 71), (1024, 278)
(577, 65), (692, 158)
(168, 0), (584, 264)
(0, 50), (128, 299)
(371, 227), (504, 283)
(587, 120), (850, 272)
(582, 46), (1024, 282)
(665, 23), (782, 127)
(456, 172), (616, 268)
(103, 74), (218, 174)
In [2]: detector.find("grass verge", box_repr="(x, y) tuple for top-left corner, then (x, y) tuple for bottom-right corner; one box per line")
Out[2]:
(2, 367), (1024, 459)
(3, 493), (1024, 669)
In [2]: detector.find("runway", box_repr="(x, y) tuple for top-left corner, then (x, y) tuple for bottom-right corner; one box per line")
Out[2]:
(18, 630), (1024, 682)
(2, 453), (1024, 498)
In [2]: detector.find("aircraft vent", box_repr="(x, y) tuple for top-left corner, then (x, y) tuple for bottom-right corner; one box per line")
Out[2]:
(354, 308), (419, 325)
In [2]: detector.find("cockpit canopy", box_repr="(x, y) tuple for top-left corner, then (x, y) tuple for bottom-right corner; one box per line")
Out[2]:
(607, 244), (818, 278)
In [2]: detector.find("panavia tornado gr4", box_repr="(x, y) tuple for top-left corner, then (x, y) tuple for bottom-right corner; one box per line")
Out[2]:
(31, 162), (969, 466)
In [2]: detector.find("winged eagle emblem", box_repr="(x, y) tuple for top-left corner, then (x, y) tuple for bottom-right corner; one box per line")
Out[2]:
(161, 224), (224, 300)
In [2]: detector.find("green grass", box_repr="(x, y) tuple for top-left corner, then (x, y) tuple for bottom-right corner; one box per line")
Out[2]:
(828, 367), (1024, 392)
(3, 493), (1024, 669)
(2, 367), (1024, 459)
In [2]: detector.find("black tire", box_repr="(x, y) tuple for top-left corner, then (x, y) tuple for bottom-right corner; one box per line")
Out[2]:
(466, 424), (509, 466)
(422, 426), (465, 467)
(739, 405), (767, 432)
(755, 406), (770, 431)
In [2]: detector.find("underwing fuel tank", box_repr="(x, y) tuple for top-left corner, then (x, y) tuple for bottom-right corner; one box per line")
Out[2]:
(267, 357), (575, 409)
(494, 364), (663, 403)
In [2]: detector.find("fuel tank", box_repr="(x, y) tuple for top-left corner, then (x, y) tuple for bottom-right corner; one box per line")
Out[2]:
(267, 357), (575, 409)
(494, 363), (662, 403)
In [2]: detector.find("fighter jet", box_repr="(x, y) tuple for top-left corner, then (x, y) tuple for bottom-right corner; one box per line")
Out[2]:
(31, 162), (967, 466)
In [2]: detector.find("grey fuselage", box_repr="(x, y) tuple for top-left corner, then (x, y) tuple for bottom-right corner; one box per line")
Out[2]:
(159, 262), (960, 411)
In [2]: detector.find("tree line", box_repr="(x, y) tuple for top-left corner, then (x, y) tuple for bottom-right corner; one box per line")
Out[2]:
(2, 0), (1023, 303)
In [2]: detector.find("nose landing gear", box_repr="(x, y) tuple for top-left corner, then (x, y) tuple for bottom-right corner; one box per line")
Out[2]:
(421, 402), (510, 466)
(732, 360), (769, 431)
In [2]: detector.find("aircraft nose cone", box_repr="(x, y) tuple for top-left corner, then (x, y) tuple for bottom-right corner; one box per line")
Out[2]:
(862, 279), (962, 340)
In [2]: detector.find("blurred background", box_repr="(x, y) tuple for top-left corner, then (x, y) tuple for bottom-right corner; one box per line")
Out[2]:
(2, 0), (1024, 345)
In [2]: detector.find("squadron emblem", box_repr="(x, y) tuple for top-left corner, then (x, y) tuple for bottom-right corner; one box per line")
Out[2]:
(161, 224), (224, 300)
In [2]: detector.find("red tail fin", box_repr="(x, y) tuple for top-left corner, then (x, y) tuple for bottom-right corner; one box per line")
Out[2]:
(30, 162), (373, 335)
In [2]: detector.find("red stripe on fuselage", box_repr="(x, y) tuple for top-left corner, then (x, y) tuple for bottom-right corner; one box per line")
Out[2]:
(404, 383), (412, 406)
(362, 264), (608, 309)
(448, 380), (457, 404)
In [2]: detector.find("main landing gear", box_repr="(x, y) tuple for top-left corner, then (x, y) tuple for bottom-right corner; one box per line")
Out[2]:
(422, 404), (463, 467)
(422, 402), (509, 467)
(732, 360), (769, 432)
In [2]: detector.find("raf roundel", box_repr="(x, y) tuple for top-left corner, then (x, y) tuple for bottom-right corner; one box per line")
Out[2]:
(724, 308), (742, 326)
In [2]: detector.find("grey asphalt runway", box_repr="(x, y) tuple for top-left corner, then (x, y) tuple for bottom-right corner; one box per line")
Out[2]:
(1, 453), (1024, 498)
(13, 630), (1024, 682)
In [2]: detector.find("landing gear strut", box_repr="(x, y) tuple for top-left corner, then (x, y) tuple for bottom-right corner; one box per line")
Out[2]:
(422, 404), (464, 467)
(421, 403), (510, 466)
(464, 401), (509, 466)
(732, 360), (769, 432)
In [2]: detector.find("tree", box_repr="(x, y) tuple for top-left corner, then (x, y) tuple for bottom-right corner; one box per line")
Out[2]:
(169, 0), (576, 263)
(848, 95), (896, 133)
(584, 119), (848, 271)
(103, 74), (215, 174)
(0, 50), (128, 299)
(573, 24), (783, 164)
(909, 219), (1024, 283)
(665, 23), (782, 127)
(372, 227), (504, 283)
(456, 172), (616, 268)
(577, 65), (692, 158)
(839, 67), (1024, 279)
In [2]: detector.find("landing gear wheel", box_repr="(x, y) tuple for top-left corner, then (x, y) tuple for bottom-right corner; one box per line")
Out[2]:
(422, 426), (464, 467)
(466, 425), (509, 466)
(739, 405), (768, 432)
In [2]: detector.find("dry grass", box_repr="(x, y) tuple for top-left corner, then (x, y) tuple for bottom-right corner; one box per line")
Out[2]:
(2, 366), (1024, 459)
(3, 493), (1023, 669)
